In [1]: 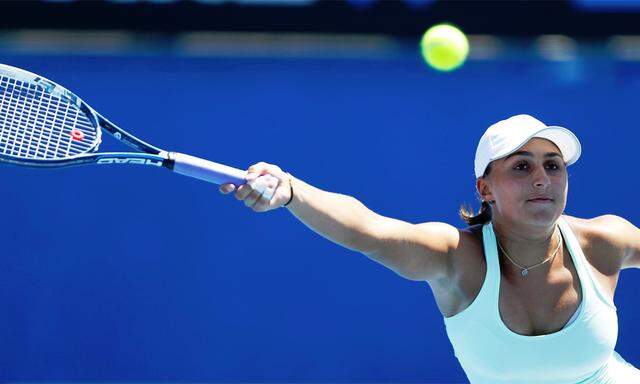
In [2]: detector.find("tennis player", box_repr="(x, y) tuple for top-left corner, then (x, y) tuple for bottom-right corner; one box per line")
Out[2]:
(220, 114), (640, 383)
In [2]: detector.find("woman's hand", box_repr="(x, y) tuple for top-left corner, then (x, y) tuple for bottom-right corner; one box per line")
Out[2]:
(219, 162), (293, 212)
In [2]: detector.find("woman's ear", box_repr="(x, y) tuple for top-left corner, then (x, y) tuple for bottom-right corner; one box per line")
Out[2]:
(476, 177), (494, 204)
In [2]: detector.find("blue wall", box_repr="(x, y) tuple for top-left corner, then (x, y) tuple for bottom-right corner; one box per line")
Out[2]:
(1, 53), (638, 382)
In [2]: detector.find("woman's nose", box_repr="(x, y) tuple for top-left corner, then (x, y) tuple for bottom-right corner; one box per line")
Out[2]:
(532, 166), (551, 188)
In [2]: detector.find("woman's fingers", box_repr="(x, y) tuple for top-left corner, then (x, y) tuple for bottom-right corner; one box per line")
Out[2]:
(235, 184), (253, 201)
(219, 183), (236, 194)
(243, 176), (273, 208)
(247, 162), (286, 181)
(220, 162), (289, 212)
(249, 176), (279, 212)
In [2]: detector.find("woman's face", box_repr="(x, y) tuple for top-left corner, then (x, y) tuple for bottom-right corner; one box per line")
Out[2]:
(478, 138), (568, 227)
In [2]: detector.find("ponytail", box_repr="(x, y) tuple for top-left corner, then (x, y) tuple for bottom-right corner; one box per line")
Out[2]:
(459, 163), (494, 225)
(459, 200), (493, 225)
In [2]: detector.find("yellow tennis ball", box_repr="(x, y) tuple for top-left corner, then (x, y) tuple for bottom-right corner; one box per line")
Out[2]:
(420, 24), (469, 72)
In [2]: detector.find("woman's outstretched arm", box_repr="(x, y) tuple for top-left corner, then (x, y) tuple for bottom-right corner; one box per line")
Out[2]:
(219, 162), (459, 283)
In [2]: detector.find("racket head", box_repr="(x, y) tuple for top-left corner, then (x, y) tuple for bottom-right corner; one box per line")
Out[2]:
(0, 63), (103, 167)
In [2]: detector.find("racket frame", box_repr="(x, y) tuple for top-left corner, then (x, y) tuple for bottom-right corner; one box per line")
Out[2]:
(0, 63), (247, 186)
(0, 64), (170, 168)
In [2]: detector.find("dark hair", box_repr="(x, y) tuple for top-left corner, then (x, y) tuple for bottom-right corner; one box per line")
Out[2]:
(459, 163), (493, 225)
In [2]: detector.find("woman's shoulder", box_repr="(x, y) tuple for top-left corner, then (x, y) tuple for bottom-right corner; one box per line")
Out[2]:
(446, 223), (485, 263)
(561, 213), (629, 247)
(561, 213), (630, 275)
(447, 223), (486, 280)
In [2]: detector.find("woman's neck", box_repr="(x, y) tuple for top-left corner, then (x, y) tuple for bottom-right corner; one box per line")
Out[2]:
(492, 217), (561, 268)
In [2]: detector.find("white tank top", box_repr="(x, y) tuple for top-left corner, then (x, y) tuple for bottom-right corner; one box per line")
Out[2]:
(442, 216), (640, 383)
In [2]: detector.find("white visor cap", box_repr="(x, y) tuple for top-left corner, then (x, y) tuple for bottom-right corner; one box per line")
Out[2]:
(474, 114), (581, 178)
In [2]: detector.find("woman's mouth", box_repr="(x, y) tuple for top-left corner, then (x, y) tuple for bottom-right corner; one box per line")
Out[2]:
(528, 198), (553, 203)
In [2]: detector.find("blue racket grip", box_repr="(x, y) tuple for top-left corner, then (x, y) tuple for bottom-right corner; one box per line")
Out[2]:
(170, 152), (247, 186)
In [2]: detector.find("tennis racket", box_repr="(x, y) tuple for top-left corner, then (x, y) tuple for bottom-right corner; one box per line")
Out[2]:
(0, 63), (267, 190)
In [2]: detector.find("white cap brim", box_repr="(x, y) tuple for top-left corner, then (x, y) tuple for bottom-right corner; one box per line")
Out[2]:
(475, 121), (581, 178)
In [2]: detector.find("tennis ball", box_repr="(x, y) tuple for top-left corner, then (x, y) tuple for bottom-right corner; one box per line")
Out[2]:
(420, 24), (469, 72)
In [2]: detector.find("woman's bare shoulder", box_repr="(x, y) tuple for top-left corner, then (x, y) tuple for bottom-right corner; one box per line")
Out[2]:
(448, 223), (486, 277)
(448, 223), (485, 256)
(458, 223), (484, 247)
(561, 214), (630, 275)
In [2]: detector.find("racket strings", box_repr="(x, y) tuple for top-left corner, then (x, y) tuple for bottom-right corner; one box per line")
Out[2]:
(0, 76), (100, 160)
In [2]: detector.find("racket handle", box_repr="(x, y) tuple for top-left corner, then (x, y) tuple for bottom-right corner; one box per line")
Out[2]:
(170, 152), (247, 186)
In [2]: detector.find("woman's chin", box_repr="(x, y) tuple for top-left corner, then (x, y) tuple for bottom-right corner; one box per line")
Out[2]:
(522, 205), (562, 225)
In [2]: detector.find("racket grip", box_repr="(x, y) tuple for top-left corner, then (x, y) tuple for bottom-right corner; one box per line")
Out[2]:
(170, 152), (247, 186)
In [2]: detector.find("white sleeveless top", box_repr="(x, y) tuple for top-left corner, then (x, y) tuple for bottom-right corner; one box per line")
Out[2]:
(442, 216), (640, 383)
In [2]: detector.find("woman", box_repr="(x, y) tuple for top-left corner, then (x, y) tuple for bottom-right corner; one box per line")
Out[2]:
(219, 114), (640, 383)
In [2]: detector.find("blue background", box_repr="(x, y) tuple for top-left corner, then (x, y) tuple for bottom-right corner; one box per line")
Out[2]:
(0, 52), (638, 382)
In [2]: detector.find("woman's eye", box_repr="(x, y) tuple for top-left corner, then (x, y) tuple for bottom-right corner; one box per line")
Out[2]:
(514, 162), (560, 171)
(514, 162), (528, 170)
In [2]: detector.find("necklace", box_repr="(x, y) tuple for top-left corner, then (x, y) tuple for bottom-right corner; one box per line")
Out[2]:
(496, 227), (562, 277)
